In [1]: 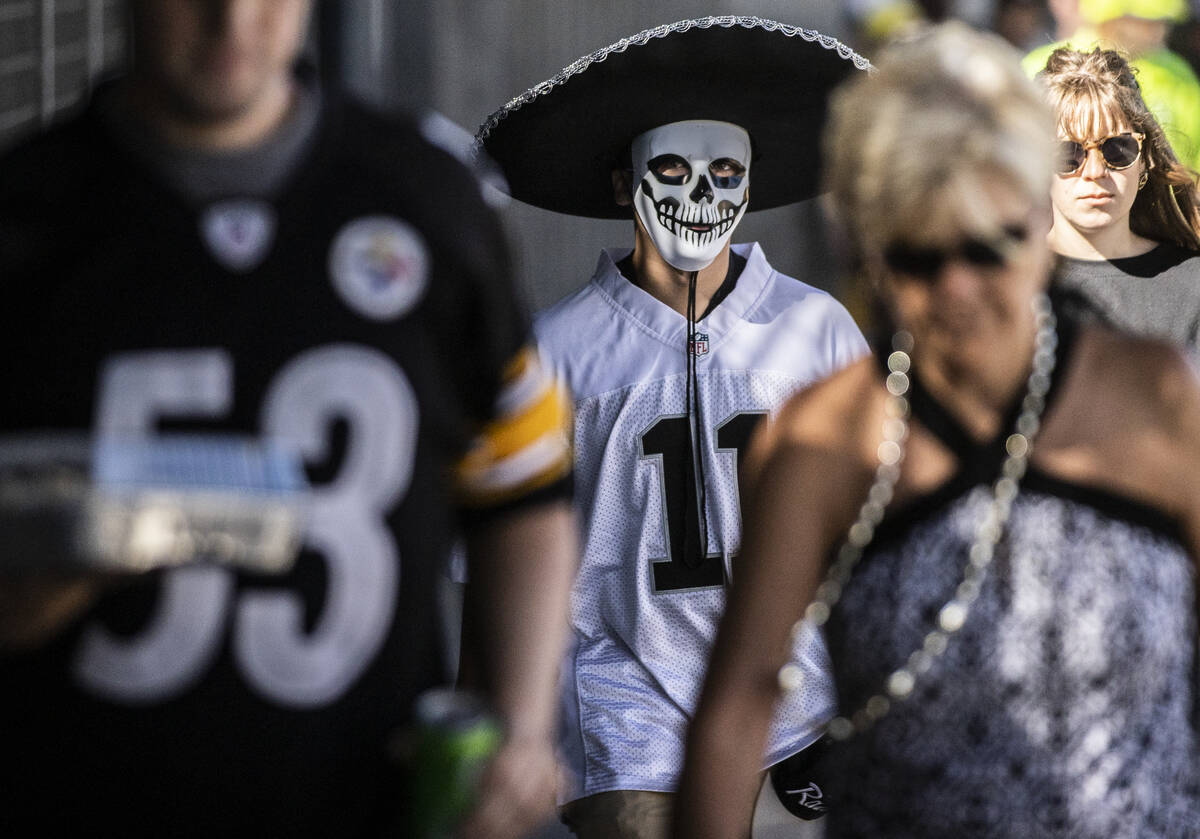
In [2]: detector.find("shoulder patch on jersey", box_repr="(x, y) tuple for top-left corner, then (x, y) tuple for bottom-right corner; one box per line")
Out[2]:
(201, 200), (277, 273)
(329, 216), (429, 321)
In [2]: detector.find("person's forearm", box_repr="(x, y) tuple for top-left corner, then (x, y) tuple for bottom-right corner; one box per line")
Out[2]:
(464, 501), (577, 738)
(674, 652), (780, 838)
(456, 501), (577, 839)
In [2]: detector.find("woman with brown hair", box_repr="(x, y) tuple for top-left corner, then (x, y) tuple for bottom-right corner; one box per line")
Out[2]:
(1041, 46), (1200, 350)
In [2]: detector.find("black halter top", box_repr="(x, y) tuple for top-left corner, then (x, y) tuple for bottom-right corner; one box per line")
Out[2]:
(819, 306), (1200, 838)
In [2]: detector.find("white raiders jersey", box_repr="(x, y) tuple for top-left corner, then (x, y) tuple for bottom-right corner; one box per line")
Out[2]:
(534, 242), (868, 801)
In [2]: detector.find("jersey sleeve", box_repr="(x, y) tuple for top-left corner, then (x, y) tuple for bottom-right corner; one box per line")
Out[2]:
(389, 112), (574, 521)
(828, 297), (870, 371)
(453, 344), (573, 512)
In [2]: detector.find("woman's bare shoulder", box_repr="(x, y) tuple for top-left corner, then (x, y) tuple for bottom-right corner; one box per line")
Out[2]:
(769, 357), (880, 448)
(1074, 326), (1200, 420)
(740, 358), (882, 548)
(748, 357), (881, 479)
(1053, 325), (1200, 512)
(1086, 328), (1200, 551)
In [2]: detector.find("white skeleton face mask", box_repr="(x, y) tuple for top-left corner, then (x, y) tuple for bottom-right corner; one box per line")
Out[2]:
(631, 120), (751, 272)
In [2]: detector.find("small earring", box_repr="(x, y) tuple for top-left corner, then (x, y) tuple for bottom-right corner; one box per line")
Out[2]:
(1138, 171), (1149, 190)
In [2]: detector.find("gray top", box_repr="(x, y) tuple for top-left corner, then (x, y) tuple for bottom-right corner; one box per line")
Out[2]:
(1053, 243), (1200, 351)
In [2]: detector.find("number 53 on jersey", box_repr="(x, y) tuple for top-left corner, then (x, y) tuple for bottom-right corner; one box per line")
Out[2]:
(75, 345), (415, 709)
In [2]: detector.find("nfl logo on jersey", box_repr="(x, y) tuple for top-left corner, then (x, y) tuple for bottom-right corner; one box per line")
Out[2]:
(201, 200), (276, 273)
(688, 332), (709, 357)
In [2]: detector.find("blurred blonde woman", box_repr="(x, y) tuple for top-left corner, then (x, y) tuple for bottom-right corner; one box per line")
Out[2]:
(1040, 46), (1200, 350)
(675, 23), (1200, 839)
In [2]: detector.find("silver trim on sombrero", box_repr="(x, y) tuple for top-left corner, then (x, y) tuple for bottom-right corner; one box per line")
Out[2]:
(474, 16), (872, 150)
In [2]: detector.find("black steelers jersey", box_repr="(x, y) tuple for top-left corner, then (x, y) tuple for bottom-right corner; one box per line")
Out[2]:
(0, 91), (571, 837)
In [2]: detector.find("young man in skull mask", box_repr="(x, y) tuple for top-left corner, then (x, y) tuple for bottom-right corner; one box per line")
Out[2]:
(476, 17), (870, 839)
(0, 2), (576, 837)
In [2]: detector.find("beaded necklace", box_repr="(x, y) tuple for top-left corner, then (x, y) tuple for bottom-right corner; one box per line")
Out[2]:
(779, 293), (1058, 741)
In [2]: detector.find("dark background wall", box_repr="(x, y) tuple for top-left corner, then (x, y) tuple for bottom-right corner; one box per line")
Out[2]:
(0, 0), (124, 144)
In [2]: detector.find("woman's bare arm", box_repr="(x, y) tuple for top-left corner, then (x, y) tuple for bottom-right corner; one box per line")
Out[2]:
(674, 371), (876, 838)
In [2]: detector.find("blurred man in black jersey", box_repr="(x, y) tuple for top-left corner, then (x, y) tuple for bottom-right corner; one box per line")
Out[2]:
(0, 2), (576, 837)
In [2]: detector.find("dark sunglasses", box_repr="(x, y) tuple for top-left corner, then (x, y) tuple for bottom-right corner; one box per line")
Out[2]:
(884, 224), (1029, 280)
(1056, 132), (1144, 175)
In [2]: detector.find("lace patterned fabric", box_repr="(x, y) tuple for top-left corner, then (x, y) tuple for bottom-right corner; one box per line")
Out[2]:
(820, 478), (1200, 838)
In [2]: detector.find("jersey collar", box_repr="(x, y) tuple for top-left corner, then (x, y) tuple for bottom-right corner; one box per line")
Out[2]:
(592, 242), (773, 353)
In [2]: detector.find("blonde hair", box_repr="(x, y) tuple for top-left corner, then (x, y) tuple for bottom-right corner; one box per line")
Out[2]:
(824, 22), (1056, 262)
(1039, 47), (1200, 250)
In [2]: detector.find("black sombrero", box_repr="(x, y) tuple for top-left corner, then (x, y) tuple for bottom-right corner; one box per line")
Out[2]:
(475, 16), (871, 220)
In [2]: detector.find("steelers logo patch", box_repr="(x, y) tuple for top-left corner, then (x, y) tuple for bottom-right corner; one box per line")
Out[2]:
(329, 216), (429, 321)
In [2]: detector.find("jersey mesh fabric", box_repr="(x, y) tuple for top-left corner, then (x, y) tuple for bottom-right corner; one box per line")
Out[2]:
(537, 243), (867, 800)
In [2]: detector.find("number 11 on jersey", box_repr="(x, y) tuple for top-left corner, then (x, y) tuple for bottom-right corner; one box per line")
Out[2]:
(639, 411), (763, 594)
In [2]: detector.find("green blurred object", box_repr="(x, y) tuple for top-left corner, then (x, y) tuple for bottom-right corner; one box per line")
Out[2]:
(860, 0), (925, 42)
(408, 689), (504, 839)
(1079, 0), (1189, 24)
